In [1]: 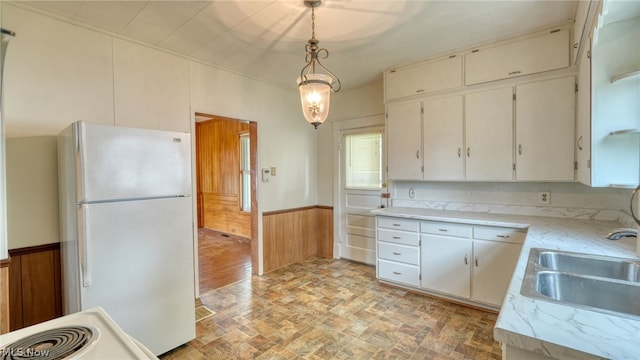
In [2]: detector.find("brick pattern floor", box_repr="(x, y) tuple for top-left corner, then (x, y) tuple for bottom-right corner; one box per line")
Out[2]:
(161, 257), (502, 360)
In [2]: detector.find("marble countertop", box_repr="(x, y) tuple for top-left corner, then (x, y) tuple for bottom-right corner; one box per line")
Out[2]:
(371, 207), (640, 360)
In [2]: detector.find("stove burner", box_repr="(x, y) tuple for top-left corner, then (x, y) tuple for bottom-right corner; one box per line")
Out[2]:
(1, 326), (97, 360)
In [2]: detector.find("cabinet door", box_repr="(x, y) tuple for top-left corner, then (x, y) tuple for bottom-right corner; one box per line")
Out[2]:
(385, 55), (462, 101)
(421, 234), (471, 299)
(472, 240), (521, 306)
(465, 87), (514, 181)
(515, 76), (576, 181)
(423, 95), (465, 180)
(576, 37), (592, 185)
(465, 30), (570, 85)
(386, 102), (422, 180)
(573, 0), (592, 65)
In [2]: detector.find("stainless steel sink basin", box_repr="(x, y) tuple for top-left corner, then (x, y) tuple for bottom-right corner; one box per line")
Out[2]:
(538, 250), (640, 282)
(535, 271), (640, 317)
(521, 248), (640, 319)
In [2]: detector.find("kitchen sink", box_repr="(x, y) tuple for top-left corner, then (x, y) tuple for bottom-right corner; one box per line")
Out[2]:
(521, 248), (640, 319)
(537, 250), (640, 282)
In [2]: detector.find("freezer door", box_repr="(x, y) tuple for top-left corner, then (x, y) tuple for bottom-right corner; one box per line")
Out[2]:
(78, 197), (195, 355)
(76, 121), (191, 202)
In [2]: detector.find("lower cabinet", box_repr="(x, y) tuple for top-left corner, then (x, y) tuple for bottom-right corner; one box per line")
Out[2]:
(377, 215), (525, 308)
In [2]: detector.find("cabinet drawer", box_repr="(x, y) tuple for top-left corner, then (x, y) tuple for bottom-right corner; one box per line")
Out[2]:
(378, 217), (419, 232)
(474, 226), (526, 244)
(377, 259), (420, 287)
(420, 221), (472, 238)
(378, 229), (419, 246)
(378, 242), (419, 265)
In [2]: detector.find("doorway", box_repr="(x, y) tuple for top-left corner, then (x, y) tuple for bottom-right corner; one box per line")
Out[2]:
(338, 126), (385, 265)
(195, 113), (258, 294)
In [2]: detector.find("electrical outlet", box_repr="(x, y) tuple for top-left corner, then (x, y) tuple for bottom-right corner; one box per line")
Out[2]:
(538, 191), (551, 205)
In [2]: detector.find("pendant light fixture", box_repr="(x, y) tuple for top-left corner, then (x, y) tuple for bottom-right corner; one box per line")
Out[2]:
(297, 0), (341, 129)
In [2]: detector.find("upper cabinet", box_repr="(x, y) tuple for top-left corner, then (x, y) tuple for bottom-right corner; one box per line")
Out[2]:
(515, 77), (576, 181)
(465, 29), (570, 86)
(465, 87), (514, 181)
(422, 95), (464, 181)
(384, 55), (463, 102)
(386, 101), (423, 180)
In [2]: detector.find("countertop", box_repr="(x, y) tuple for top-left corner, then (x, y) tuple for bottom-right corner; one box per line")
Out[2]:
(371, 207), (640, 360)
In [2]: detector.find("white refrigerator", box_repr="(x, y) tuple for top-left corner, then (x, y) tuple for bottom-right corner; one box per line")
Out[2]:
(58, 121), (196, 356)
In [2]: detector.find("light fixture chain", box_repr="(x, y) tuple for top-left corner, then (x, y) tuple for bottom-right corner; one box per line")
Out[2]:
(311, 6), (316, 39)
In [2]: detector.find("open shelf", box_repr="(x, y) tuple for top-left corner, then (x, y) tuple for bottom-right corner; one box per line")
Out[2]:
(611, 70), (640, 84)
(610, 184), (640, 189)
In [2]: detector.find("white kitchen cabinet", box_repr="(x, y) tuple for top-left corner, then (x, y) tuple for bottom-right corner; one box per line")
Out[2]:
(576, 35), (592, 186)
(572, 0), (595, 65)
(472, 239), (522, 306)
(515, 76), (576, 181)
(420, 228), (472, 298)
(384, 55), (462, 101)
(465, 87), (514, 181)
(386, 101), (423, 180)
(376, 217), (420, 287)
(465, 29), (570, 86)
(418, 220), (523, 308)
(422, 95), (465, 180)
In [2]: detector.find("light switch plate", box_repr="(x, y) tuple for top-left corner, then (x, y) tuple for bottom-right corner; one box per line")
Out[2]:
(262, 168), (270, 182)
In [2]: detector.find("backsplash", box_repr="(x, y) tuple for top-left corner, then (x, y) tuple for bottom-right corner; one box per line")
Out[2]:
(391, 181), (635, 227)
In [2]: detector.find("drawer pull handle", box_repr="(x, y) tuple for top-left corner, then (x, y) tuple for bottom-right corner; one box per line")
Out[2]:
(464, 255), (468, 265)
(392, 224), (402, 227)
(496, 235), (510, 238)
(392, 236), (401, 239)
(508, 70), (522, 76)
(438, 228), (448, 232)
(392, 252), (402, 255)
(475, 258), (479, 267)
(393, 271), (402, 275)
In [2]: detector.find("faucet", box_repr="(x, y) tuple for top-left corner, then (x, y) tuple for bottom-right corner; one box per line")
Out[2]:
(606, 228), (638, 240)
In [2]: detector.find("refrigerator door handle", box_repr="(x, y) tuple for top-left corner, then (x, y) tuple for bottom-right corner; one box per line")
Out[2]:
(78, 204), (92, 287)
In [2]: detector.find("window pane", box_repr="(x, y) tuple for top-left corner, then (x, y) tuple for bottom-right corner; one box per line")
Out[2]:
(345, 132), (382, 188)
(239, 134), (251, 211)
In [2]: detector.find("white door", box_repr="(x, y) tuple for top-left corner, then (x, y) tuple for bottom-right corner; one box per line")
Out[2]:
(472, 240), (521, 306)
(339, 128), (385, 265)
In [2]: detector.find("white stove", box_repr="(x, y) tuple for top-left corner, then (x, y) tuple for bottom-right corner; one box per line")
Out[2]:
(0, 307), (157, 359)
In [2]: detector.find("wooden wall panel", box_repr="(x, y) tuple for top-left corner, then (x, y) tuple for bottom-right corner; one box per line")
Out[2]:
(316, 206), (334, 258)
(263, 206), (333, 273)
(196, 116), (251, 237)
(8, 244), (62, 331)
(202, 193), (251, 238)
(0, 260), (10, 334)
(9, 255), (23, 329)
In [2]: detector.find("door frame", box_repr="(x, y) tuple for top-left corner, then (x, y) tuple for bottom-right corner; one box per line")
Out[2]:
(332, 114), (386, 260)
(191, 112), (258, 297)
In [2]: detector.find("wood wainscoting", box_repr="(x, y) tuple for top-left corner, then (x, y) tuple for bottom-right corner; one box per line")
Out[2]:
(263, 206), (333, 273)
(8, 243), (62, 331)
(0, 259), (10, 334)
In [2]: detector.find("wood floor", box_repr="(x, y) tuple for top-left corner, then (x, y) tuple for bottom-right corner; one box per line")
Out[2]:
(162, 257), (502, 359)
(198, 228), (252, 294)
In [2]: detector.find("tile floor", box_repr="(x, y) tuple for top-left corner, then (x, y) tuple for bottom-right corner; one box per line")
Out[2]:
(161, 257), (502, 360)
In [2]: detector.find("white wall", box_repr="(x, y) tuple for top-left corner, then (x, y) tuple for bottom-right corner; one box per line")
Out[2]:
(1, 4), (318, 274)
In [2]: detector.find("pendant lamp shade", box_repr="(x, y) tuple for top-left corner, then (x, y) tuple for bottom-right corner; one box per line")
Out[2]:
(297, 74), (332, 129)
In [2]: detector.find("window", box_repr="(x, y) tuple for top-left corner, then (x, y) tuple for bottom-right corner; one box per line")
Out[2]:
(239, 133), (251, 212)
(345, 131), (383, 189)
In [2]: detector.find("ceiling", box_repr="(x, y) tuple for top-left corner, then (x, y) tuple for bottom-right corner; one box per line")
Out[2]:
(10, 0), (586, 91)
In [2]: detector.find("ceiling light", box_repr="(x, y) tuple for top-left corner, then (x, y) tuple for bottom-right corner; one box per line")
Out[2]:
(296, 0), (341, 129)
